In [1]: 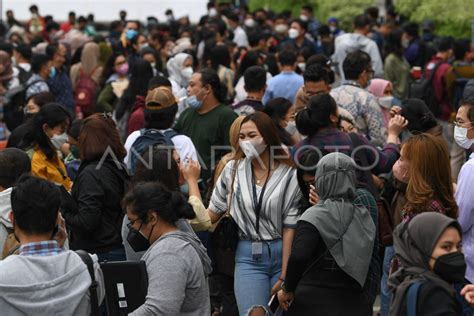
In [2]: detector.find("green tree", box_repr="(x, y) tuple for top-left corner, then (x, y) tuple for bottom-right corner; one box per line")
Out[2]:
(248, 0), (375, 30)
(395, 0), (473, 38)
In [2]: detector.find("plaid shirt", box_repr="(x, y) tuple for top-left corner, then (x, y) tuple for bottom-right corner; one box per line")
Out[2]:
(292, 128), (399, 175)
(47, 67), (75, 113)
(19, 240), (63, 257)
(354, 188), (381, 305)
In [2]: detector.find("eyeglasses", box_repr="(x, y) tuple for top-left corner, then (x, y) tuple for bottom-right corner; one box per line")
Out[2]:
(127, 218), (142, 229)
(454, 121), (474, 128)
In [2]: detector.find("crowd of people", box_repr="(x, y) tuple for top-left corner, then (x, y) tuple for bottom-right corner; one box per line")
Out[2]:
(0, 1), (474, 315)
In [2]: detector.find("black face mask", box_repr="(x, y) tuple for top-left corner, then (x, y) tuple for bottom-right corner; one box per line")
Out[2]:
(433, 251), (467, 284)
(127, 222), (155, 252)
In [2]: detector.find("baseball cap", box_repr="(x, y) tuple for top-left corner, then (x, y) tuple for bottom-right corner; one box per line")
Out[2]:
(145, 87), (177, 110)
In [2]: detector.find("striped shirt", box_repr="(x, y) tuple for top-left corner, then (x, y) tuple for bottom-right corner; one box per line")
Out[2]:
(209, 158), (302, 241)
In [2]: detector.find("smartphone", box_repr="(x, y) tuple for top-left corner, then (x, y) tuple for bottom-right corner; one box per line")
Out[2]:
(268, 294), (280, 314)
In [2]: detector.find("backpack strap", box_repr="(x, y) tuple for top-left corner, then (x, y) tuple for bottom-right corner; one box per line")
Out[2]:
(163, 129), (180, 140)
(407, 281), (424, 316)
(75, 250), (100, 316)
(426, 61), (447, 84)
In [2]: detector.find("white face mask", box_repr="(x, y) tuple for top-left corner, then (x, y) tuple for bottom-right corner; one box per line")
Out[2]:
(239, 138), (267, 160)
(209, 8), (218, 17)
(454, 126), (474, 149)
(288, 28), (299, 39)
(50, 133), (69, 150)
(402, 38), (410, 49)
(181, 67), (193, 81)
(275, 24), (288, 34)
(244, 19), (256, 28)
(378, 96), (393, 109)
(297, 63), (306, 72)
(330, 26), (337, 33)
(299, 14), (309, 22)
(285, 121), (297, 135)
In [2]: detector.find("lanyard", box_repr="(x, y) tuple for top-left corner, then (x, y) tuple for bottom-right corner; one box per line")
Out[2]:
(251, 166), (271, 239)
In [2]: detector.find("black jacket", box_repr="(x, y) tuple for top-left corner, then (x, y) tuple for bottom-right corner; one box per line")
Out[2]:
(399, 281), (462, 316)
(63, 158), (129, 253)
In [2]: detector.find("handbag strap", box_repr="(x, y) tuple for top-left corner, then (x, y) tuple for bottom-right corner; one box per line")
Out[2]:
(407, 281), (423, 316)
(75, 250), (100, 316)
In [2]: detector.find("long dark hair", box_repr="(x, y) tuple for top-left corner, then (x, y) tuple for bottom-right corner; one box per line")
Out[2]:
(100, 53), (126, 87)
(131, 147), (180, 191)
(20, 103), (71, 160)
(199, 68), (227, 104)
(235, 50), (261, 84)
(210, 45), (231, 70)
(384, 28), (404, 59)
(295, 93), (338, 137)
(115, 59), (154, 120)
(263, 97), (293, 146)
(296, 150), (321, 214)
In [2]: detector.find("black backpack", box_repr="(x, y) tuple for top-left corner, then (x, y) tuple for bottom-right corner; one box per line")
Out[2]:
(409, 61), (446, 117)
(129, 129), (179, 173)
(16, 66), (33, 85)
(3, 79), (45, 131)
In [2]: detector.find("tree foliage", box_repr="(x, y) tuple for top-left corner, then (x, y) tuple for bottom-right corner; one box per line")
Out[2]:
(395, 0), (473, 38)
(248, 0), (474, 38)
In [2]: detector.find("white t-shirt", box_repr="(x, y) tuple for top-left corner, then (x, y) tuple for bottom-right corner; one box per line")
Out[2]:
(233, 26), (249, 48)
(233, 72), (273, 104)
(124, 128), (198, 168)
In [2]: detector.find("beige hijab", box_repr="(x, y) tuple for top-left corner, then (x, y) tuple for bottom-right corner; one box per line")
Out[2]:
(81, 42), (100, 74)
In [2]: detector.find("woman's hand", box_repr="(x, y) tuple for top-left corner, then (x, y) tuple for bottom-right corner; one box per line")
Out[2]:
(271, 278), (283, 296)
(181, 158), (201, 183)
(309, 185), (319, 205)
(54, 213), (68, 248)
(388, 114), (408, 137)
(461, 284), (474, 306)
(277, 289), (294, 312)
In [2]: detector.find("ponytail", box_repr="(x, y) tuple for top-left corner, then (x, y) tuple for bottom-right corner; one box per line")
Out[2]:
(169, 191), (196, 220)
(122, 181), (196, 226)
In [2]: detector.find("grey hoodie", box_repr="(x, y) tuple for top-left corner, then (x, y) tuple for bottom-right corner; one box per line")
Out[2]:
(0, 188), (13, 259)
(0, 250), (104, 315)
(332, 33), (384, 80)
(129, 230), (211, 316)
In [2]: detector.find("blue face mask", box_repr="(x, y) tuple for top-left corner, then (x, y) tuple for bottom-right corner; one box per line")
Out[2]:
(125, 29), (138, 41)
(49, 67), (57, 78)
(186, 95), (203, 110)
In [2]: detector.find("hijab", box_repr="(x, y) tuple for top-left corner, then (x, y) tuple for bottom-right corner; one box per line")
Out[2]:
(166, 53), (192, 88)
(388, 212), (461, 316)
(81, 42), (100, 74)
(299, 152), (376, 287)
(368, 78), (391, 97)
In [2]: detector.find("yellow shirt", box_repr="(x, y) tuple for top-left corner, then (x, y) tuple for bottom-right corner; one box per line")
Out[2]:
(31, 148), (73, 191)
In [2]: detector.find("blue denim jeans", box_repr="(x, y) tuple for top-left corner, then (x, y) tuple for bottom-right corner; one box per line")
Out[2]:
(380, 246), (395, 316)
(234, 239), (282, 316)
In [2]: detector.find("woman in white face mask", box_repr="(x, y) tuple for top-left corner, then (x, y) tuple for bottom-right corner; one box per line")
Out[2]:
(368, 78), (398, 129)
(207, 112), (302, 316)
(166, 53), (194, 99)
(18, 103), (72, 191)
(263, 97), (299, 147)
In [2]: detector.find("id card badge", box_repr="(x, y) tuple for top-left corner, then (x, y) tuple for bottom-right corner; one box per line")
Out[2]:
(252, 241), (263, 261)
